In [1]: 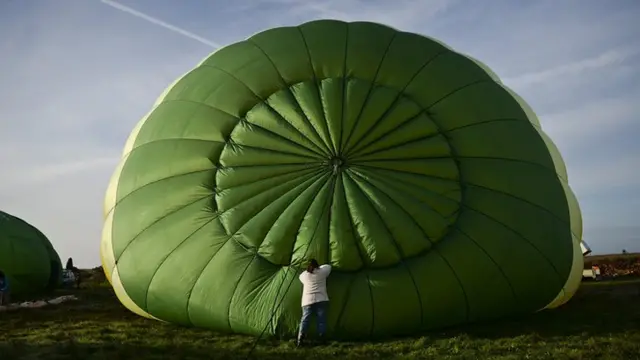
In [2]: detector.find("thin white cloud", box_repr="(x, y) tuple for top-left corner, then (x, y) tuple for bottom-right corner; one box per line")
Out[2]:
(538, 91), (638, 153)
(503, 47), (639, 88)
(100, 0), (220, 48)
(536, 90), (639, 199)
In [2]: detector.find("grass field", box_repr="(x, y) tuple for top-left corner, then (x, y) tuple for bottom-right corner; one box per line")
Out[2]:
(1, 272), (639, 360)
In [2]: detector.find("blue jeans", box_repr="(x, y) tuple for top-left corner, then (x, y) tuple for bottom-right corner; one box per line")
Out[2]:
(298, 301), (328, 337)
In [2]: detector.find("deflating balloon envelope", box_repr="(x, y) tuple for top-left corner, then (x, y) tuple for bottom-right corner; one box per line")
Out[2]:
(0, 210), (63, 296)
(101, 19), (584, 339)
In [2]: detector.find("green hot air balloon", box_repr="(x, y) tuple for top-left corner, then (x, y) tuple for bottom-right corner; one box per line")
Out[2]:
(101, 19), (584, 340)
(0, 210), (63, 297)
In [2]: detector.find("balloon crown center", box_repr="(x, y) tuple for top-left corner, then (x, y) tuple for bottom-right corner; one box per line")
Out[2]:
(328, 156), (346, 175)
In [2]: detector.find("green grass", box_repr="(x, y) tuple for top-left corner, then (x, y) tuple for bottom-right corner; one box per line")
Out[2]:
(1, 276), (639, 360)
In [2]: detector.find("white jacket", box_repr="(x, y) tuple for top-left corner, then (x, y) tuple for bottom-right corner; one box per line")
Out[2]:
(298, 264), (332, 307)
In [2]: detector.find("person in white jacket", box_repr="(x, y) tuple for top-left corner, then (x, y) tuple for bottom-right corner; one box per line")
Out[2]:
(296, 258), (332, 346)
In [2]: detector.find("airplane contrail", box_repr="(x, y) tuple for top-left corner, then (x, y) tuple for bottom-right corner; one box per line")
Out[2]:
(100, 0), (221, 49)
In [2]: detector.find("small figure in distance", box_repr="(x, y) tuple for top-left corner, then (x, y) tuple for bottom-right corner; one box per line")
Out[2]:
(64, 257), (82, 289)
(296, 258), (332, 347)
(0, 270), (10, 306)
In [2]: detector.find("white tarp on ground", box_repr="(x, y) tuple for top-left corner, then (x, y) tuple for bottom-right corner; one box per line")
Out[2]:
(0, 295), (78, 312)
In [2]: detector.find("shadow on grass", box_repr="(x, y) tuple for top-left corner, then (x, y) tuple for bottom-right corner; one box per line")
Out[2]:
(405, 280), (640, 342)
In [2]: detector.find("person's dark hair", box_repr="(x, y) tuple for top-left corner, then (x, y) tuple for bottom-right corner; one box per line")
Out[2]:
(66, 258), (74, 270)
(306, 259), (319, 273)
(0, 270), (4, 278)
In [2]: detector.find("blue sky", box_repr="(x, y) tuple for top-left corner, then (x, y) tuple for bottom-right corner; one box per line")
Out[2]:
(1, 0), (639, 267)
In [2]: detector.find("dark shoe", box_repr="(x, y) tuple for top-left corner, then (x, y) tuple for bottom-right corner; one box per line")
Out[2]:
(296, 334), (305, 347)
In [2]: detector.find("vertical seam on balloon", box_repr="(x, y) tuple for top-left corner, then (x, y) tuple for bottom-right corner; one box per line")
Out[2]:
(366, 270), (375, 339)
(244, 39), (334, 156)
(332, 172), (350, 263)
(431, 247), (471, 324)
(267, 175), (332, 333)
(422, 91), (471, 322)
(317, 81), (336, 156)
(142, 213), (222, 316)
(268, 267), (292, 336)
(346, 172), (406, 260)
(226, 252), (260, 332)
(451, 225), (520, 308)
(461, 205), (565, 287)
(431, 83), (563, 317)
(251, 176), (336, 341)
(338, 24), (349, 157)
(280, 173), (331, 265)
(325, 166), (335, 266)
(348, 168), (466, 323)
(339, 31), (398, 155)
(332, 175), (346, 268)
(347, 169), (442, 244)
(266, 174), (334, 335)
(347, 171), (426, 330)
(296, 26), (336, 157)
(340, 174), (374, 268)
(185, 192), (294, 327)
(184, 173), (330, 330)
(196, 65), (327, 157)
(339, 172), (374, 336)
(344, 49), (450, 157)
(184, 234), (232, 326)
(332, 272), (358, 338)
(341, 171), (376, 337)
